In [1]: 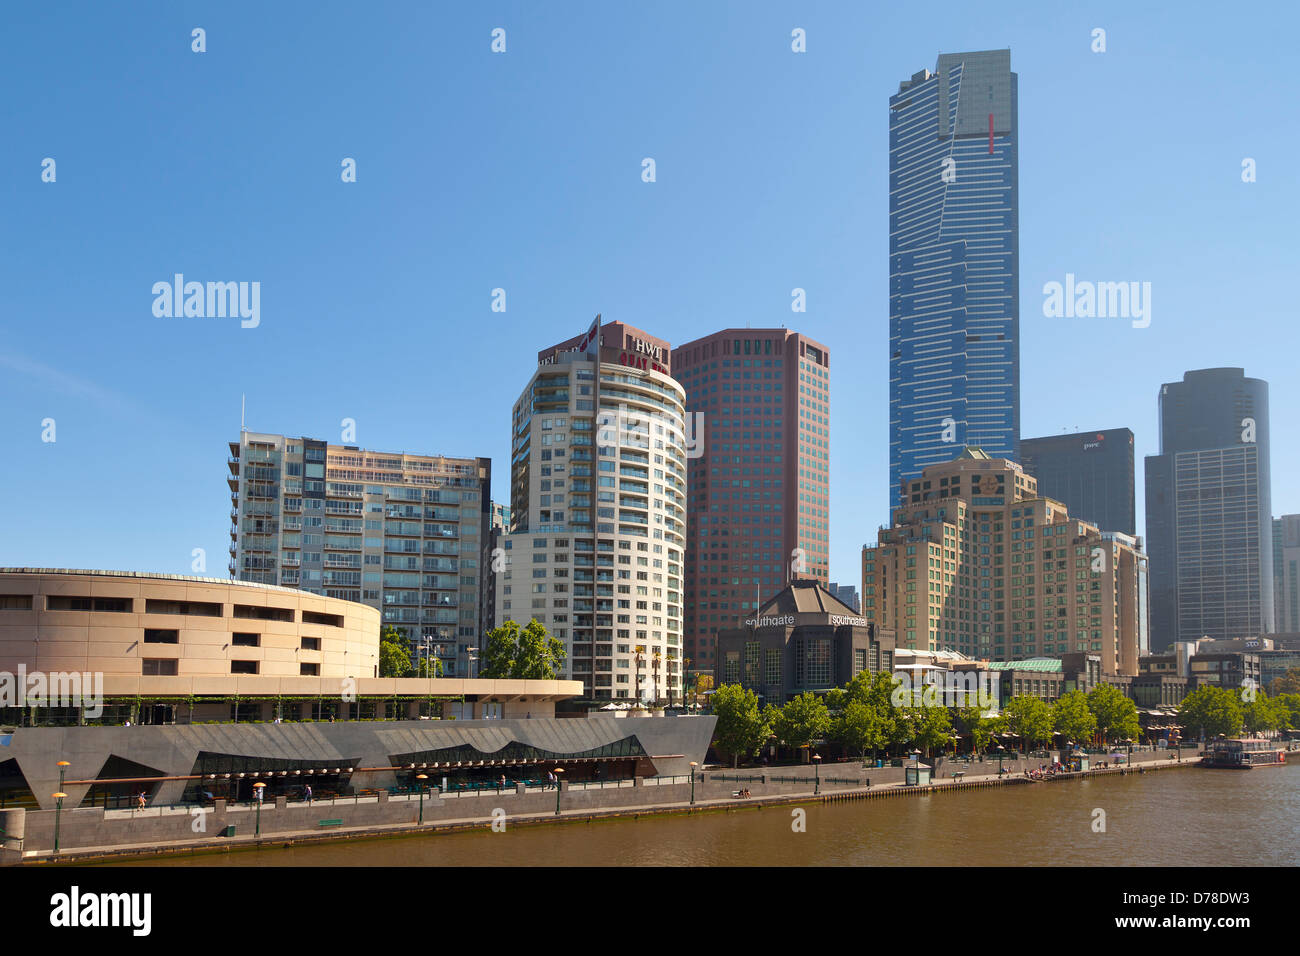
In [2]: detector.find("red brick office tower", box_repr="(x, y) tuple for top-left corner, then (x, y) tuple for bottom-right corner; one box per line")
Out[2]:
(671, 329), (831, 683)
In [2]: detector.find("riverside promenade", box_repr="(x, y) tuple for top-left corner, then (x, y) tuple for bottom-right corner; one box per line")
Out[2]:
(7, 746), (1206, 865)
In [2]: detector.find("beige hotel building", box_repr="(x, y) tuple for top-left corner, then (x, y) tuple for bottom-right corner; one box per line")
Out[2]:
(496, 320), (687, 703)
(861, 449), (1148, 676)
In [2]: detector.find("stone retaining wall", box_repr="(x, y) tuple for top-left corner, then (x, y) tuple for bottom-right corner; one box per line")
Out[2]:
(9, 745), (1204, 859)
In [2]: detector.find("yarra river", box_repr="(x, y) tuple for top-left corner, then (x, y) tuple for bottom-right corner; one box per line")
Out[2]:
(111, 763), (1299, 867)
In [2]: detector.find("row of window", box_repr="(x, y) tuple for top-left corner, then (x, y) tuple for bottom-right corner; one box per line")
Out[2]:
(144, 629), (321, 650)
(140, 659), (320, 676)
(0, 594), (345, 628)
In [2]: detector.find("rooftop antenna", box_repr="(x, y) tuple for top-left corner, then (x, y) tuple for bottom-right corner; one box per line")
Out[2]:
(241, 394), (246, 433)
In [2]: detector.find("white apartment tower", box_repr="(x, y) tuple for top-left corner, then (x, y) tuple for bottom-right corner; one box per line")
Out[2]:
(496, 320), (687, 703)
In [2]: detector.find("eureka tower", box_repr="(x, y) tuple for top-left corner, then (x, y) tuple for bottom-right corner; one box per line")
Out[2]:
(889, 50), (1020, 510)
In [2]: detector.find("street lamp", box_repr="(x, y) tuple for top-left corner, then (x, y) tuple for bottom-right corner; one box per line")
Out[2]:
(812, 754), (821, 795)
(416, 773), (428, 824)
(553, 767), (565, 816)
(689, 761), (697, 805)
(52, 791), (67, 854)
(253, 781), (266, 837)
(996, 744), (1006, 775)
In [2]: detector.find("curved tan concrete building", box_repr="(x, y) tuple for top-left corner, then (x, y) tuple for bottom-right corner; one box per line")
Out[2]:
(0, 568), (379, 681)
(0, 571), (716, 815)
(0, 569), (582, 725)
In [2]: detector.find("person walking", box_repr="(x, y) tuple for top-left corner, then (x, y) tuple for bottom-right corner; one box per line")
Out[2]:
(304, 784), (313, 805)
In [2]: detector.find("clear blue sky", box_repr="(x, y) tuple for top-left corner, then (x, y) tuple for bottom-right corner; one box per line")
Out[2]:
(2, 1), (1297, 589)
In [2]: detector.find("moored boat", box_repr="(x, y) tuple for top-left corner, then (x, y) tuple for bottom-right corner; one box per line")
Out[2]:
(1199, 738), (1287, 769)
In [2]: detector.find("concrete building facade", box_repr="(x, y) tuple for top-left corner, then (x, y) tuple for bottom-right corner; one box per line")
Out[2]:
(828, 582), (861, 613)
(1019, 428), (1136, 535)
(861, 448), (1147, 676)
(1274, 515), (1300, 633)
(715, 580), (894, 704)
(496, 320), (687, 703)
(228, 434), (490, 676)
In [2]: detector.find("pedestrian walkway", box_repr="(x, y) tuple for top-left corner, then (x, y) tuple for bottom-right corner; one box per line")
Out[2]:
(20, 753), (1200, 864)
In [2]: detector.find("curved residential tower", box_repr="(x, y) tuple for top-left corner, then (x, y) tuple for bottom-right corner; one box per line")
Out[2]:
(496, 320), (687, 703)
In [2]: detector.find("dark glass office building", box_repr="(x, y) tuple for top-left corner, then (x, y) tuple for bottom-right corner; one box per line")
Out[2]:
(889, 50), (1019, 510)
(1020, 429), (1135, 535)
(1144, 369), (1274, 650)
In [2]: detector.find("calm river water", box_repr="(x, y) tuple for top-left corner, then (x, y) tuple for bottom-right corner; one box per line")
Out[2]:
(110, 763), (1299, 867)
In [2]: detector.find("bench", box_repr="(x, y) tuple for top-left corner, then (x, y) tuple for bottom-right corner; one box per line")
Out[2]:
(318, 818), (343, 828)
(951, 771), (965, 781)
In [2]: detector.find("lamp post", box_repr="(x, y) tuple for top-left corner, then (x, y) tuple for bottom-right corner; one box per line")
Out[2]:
(996, 744), (1006, 775)
(253, 781), (266, 837)
(812, 754), (821, 795)
(52, 791), (67, 855)
(416, 773), (428, 824)
(689, 761), (697, 805)
(635, 650), (644, 708)
(553, 767), (565, 815)
(56, 760), (70, 793)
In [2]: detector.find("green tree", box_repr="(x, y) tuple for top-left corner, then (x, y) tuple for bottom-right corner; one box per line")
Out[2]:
(1052, 691), (1097, 747)
(826, 671), (872, 714)
(1275, 693), (1300, 731)
(1269, 667), (1300, 697)
(1002, 695), (1053, 751)
(828, 671), (898, 760)
(379, 626), (412, 678)
(479, 619), (566, 679)
(906, 705), (954, 757)
(834, 700), (886, 759)
(1086, 683), (1141, 746)
(711, 684), (770, 767)
(957, 705), (1001, 757)
(772, 692), (832, 753)
(414, 655), (444, 678)
(1242, 690), (1285, 735)
(1178, 686), (1243, 740)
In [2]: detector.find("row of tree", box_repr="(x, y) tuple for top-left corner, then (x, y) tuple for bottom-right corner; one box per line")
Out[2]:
(378, 625), (443, 677)
(1178, 685), (1300, 739)
(377, 620), (568, 680)
(710, 673), (1152, 767)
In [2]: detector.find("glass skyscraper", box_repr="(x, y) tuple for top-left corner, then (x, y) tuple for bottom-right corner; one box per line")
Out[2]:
(889, 49), (1019, 510)
(1020, 428), (1136, 535)
(1144, 368), (1274, 649)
